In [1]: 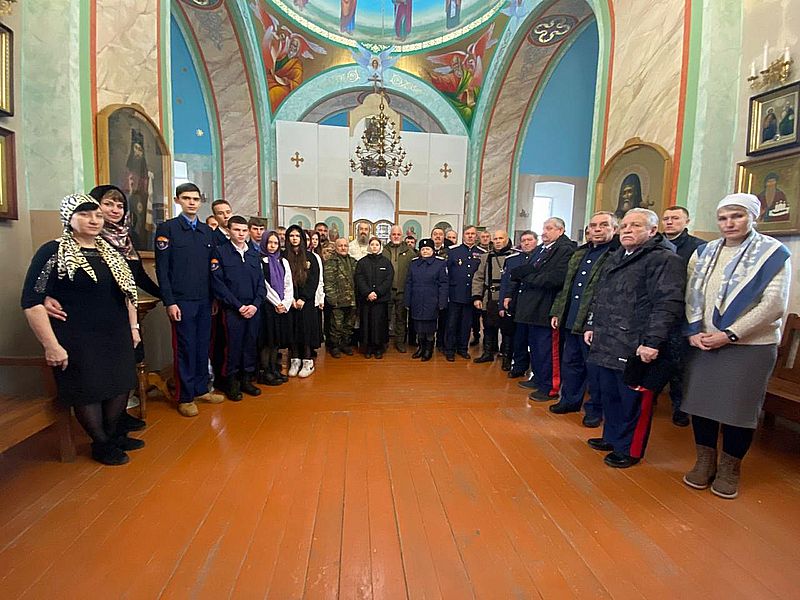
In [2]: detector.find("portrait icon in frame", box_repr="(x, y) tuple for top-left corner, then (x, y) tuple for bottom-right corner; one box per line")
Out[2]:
(747, 81), (799, 156)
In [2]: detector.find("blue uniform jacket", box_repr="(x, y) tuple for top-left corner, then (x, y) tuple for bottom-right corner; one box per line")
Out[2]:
(498, 250), (531, 314)
(211, 242), (267, 309)
(154, 216), (214, 306)
(404, 256), (449, 321)
(446, 244), (486, 304)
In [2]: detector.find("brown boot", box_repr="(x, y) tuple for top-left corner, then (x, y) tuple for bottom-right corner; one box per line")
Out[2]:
(711, 451), (742, 499)
(683, 445), (717, 489)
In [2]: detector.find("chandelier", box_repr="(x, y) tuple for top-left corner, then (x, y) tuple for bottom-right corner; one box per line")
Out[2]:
(350, 90), (412, 179)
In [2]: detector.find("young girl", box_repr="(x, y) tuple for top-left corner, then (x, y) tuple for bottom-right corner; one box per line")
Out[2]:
(258, 231), (293, 385)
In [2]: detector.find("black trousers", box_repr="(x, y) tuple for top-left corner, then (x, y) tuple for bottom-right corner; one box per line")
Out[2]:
(445, 302), (473, 354)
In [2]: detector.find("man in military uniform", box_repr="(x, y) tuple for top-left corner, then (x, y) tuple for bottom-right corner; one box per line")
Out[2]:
(247, 217), (266, 252)
(430, 226), (449, 350)
(315, 221), (335, 262)
(499, 230), (538, 377)
(444, 225), (486, 361)
(211, 199), (233, 246)
(383, 225), (416, 352)
(324, 237), (358, 357)
(155, 183), (222, 417)
(549, 211), (619, 427)
(472, 229), (515, 367)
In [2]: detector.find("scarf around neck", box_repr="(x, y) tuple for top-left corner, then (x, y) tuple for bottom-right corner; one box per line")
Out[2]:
(101, 211), (137, 260)
(685, 228), (789, 334)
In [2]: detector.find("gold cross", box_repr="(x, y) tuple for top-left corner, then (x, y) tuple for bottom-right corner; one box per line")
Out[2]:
(440, 162), (453, 179)
(291, 152), (304, 168)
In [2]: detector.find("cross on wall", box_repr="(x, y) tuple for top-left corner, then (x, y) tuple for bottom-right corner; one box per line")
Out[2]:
(440, 162), (453, 179)
(291, 152), (304, 168)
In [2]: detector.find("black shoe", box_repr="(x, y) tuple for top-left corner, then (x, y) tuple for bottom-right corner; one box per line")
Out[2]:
(501, 356), (512, 371)
(375, 351), (384, 359)
(445, 354), (455, 362)
(365, 350), (373, 359)
(549, 401), (580, 414)
(508, 369), (525, 378)
(241, 378), (262, 397)
(396, 342), (407, 353)
(457, 350), (471, 360)
(528, 390), (555, 402)
(518, 379), (538, 389)
(587, 438), (614, 451)
(91, 442), (130, 466)
(113, 435), (146, 451)
(274, 369), (289, 383)
(227, 378), (243, 401)
(421, 342), (433, 362)
(412, 346), (424, 359)
(469, 336), (480, 347)
(672, 410), (690, 427)
(604, 452), (640, 469)
(261, 370), (283, 386)
(341, 346), (354, 356)
(473, 352), (494, 363)
(582, 415), (602, 428)
(330, 347), (342, 358)
(119, 411), (146, 432)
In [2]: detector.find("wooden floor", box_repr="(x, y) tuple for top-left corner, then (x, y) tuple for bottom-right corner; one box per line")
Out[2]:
(1, 349), (799, 600)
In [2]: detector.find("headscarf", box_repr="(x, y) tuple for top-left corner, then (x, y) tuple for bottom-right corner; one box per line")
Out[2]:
(58, 194), (138, 305)
(89, 185), (137, 261)
(260, 230), (286, 300)
(716, 193), (761, 220)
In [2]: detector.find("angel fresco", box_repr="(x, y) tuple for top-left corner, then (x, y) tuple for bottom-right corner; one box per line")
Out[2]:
(351, 44), (398, 82)
(502, 0), (532, 23)
(427, 23), (497, 123)
(250, 2), (327, 112)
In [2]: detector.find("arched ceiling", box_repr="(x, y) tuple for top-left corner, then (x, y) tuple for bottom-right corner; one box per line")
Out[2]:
(265, 0), (507, 52)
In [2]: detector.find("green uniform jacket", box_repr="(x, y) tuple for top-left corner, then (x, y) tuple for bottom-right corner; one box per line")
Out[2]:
(382, 242), (417, 296)
(323, 253), (358, 308)
(550, 239), (619, 334)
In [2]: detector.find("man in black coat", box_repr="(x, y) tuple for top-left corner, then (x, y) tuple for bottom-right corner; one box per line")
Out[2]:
(584, 208), (685, 468)
(661, 206), (706, 426)
(508, 218), (576, 401)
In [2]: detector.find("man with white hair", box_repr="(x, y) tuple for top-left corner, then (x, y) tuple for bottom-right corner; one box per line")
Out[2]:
(583, 208), (685, 469)
(349, 221), (371, 260)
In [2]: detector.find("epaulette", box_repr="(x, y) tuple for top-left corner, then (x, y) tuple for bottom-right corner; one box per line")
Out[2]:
(435, 256), (446, 260)
(411, 256), (420, 261)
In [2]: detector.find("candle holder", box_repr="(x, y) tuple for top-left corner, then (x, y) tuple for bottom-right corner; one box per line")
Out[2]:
(749, 55), (794, 90)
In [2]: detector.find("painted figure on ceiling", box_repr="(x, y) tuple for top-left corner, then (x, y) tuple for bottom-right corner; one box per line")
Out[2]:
(341, 0), (357, 34)
(502, 0), (531, 22)
(351, 44), (398, 82)
(250, 2), (327, 112)
(393, 0), (412, 40)
(427, 23), (496, 123)
(293, 0), (308, 8)
(446, 0), (461, 28)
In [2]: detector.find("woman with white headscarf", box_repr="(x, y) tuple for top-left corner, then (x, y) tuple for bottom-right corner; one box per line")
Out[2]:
(681, 193), (791, 499)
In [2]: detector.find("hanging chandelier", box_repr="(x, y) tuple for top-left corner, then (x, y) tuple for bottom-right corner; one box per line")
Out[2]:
(350, 90), (412, 179)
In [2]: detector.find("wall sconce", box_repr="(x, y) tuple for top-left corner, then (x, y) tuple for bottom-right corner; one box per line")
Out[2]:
(748, 44), (793, 90)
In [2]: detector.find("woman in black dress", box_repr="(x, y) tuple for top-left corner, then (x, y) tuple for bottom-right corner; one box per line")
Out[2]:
(21, 194), (141, 465)
(355, 237), (394, 359)
(258, 231), (293, 385)
(283, 224), (321, 377)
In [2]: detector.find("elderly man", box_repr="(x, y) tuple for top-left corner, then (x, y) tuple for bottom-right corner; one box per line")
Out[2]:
(472, 229), (515, 365)
(499, 230), (539, 376)
(348, 221), (371, 260)
(430, 227), (448, 258)
(660, 206), (706, 426)
(549, 211), (619, 427)
(445, 225), (486, 360)
(509, 218), (575, 400)
(383, 225), (416, 352)
(584, 208), (685, 468)
(324, 237), (358, 357)
(478, 230), (492, 252)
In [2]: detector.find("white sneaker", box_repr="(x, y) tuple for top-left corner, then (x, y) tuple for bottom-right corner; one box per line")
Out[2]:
(288, 358), (302, 377)
(298, 359), (315, 378)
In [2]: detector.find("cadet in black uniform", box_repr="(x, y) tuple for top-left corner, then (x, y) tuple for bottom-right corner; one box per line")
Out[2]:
(211, 215), (266, 401)
(405, 239), (449, 361)
(154, 183), (220, 418)
(444, 225), (486, 361)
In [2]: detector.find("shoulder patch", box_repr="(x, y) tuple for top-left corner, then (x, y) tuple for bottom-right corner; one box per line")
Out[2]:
(435, 256), (445, 260)
(210, 257), (220, 271)
(155, 236), (169, 251)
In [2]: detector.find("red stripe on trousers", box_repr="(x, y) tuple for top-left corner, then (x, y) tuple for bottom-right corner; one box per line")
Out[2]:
(171, 322), (181, 403)
(630, 389), (655, 458)
(550, 327), (561, 396)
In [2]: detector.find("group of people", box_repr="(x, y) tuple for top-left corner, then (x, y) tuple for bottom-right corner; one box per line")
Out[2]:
(22, 183), (792, 501)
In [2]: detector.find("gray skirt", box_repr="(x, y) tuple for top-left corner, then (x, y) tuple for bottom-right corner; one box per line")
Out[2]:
(681, 344), (777, 428)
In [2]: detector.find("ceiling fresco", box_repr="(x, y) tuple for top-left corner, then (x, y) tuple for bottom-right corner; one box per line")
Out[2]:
(264, 0), (506, 52)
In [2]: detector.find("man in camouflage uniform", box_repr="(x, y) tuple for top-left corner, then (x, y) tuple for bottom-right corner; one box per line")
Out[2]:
(383, 224), (417, 352)
(323, 237), (358, 357)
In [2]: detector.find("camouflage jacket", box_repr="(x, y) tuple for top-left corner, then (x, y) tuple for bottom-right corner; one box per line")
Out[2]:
(323, 252), (358, 307)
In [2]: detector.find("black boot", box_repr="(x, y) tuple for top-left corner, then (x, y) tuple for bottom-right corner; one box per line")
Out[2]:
(241, 373), (262, 396)
(270, 350), (288, 383)
(501, 354), (512, 371)
(473, 339), (495, 363)
(227, 377), (243, 401)
(118, 411), (146, 432)
(412, 341), (424, 359)
(91, 441), (130, 466)
(112, 435), (146, 451)
(421, 340), (433, 362)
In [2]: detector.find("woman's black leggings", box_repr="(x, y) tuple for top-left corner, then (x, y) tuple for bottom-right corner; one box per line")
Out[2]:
(692, 414), (755, 459)
(72, 393), (129, 443)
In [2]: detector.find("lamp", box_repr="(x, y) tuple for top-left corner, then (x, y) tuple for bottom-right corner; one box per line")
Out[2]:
(748, 45), (793, 90)
(350, 86), (412, 179)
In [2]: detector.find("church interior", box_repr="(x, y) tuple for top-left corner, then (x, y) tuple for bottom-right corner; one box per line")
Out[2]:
(1, 0), (799, 597)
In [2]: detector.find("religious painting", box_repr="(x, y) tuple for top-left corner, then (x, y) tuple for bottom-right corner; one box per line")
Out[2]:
(747, 81), (799, 156)
(340, 0), (357, 33)
(595, 138), (672, 220)
(400, 216), (427, 241)
(0, 23), (13, 117)
(0, 127), (17, 220)
(250, 2), (328, 113)
(735, 150), (800, 236)
(426, 22), (497, 124)
(281, 206), (315, 230)
(446, 0), (462, 28)
(315, 209), (348, 242)
(393, 0), (413, 40)
(96, 104), (171, 254)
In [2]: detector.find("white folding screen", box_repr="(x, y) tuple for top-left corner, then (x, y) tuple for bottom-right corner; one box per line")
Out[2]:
(276, 121), (318, 207)
(317, 125), (350, 208)
(427, 133), (468, 216)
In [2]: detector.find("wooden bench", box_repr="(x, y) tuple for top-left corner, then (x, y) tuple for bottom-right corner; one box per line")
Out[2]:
(764, 313), (800, 425)
(0, 356), (76, 462)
